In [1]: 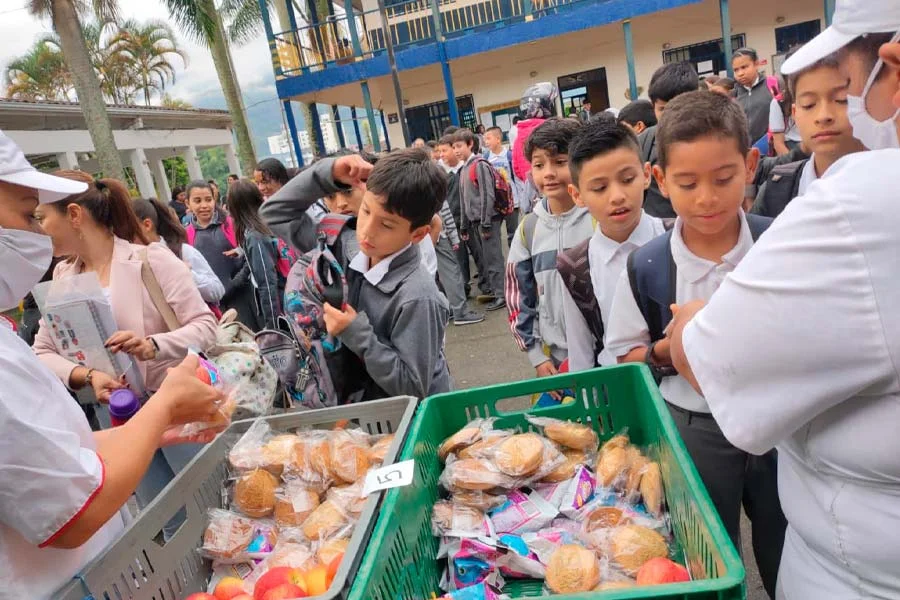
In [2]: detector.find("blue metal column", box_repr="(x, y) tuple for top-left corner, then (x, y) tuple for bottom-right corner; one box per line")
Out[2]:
(360, 81), (382, 152)
(257, 0), (282, 77)
(283, 101), (305, 167)
(720, 0), (734, 78)
(309, 104), (326, 156)
(824, 0), (835, 26)
(623, 20), (638, 101)
(351, 106), (364, 150)
(332, 105), (347, 149)
(430, 0), (459, 126)
(380, 110), (392, 151)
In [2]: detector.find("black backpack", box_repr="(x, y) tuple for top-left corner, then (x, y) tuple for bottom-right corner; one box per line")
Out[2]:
(750, 159), (808, 219)
(626, 214), (772, 355)
(638, 126), (676, 219)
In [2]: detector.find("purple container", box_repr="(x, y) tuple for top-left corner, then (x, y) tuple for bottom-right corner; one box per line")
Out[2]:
(109, 389), (141, 426)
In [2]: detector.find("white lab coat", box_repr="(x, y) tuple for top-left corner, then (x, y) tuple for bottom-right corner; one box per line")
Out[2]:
(682, 150), (900, 599)
(0, 325), (125, 598)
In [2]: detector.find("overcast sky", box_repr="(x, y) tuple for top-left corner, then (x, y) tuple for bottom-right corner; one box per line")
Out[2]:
(0, 2), (276, 106)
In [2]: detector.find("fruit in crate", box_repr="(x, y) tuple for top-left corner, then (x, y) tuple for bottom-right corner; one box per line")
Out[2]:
(185, 594), (217, 600)
(214, 576), (247, 599)
(302, 565), (330, 596)
(636, 557), (690, 585)
(253, 567), (303, 600)
(261, 583), (307, 600)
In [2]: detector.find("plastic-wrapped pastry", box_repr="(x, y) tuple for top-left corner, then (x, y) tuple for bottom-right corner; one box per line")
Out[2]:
(493, 433), (545, 477)
(611, 524), (668, 575)
(545, 544), (602, 594)
(234, 469), (279, 518)
(274, 484), (320, 527)
(301, 498), (349, 541)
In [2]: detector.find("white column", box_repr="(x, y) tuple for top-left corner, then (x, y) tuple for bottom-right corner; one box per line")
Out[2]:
(56, 151), (79, 170)
(225, 143), (241, 176)
(129, 149), (156, 199)
(150, 157), (172, 202)
(181, 145), (203, 181)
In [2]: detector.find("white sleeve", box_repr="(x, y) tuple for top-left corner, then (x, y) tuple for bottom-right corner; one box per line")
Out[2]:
(682, 179), (896, 455)
(0, 399), (104, 547)
(768, 98), (786, 133)
(562, 290), (595, 372)
(604, 269), (651, 359)
(182, 244), (225, 303)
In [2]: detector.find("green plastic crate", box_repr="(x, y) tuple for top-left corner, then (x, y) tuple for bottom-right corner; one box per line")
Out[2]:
(348, 364), (744, 600)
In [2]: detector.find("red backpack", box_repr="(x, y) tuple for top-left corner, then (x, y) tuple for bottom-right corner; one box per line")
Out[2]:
(468, 157), (515, 217)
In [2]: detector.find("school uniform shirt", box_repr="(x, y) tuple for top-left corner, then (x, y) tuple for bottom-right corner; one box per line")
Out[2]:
(564, 212), (665, 371)
(605, 211), (755, 413)
(419, 235), (438, 277)
(0, 325), (126, 599)
(797, 153), (818, 196)
(681, 150), (900, 600)
(768, 98), (802, 143)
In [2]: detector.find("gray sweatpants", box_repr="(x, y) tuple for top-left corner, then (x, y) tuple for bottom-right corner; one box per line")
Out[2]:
(668, 403), (785, 599)
(467, 219), (505, 299)
(435, 235), (468, 318)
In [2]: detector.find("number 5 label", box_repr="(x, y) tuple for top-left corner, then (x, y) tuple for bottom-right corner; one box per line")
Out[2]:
(361, 459), (415, 497)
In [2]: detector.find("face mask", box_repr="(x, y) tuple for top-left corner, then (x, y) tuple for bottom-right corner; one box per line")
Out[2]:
(0, 226), (53, 311)
(848, 31), (900, 150)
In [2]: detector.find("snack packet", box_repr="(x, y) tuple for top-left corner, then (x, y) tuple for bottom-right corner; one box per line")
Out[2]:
(534, 465), (595, 518)
(201, 509), (271, 563)
(438, 582), (507, 600)
(432, 500), (493, 538)
(488, 489), (558, 535)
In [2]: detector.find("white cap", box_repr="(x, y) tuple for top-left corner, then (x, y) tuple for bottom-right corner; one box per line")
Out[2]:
(782, 0), (900, 74)
(0, 130), (88, 203)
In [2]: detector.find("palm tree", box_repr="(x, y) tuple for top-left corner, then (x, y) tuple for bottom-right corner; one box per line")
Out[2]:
(160, 93), (192, 109)
(28, 0), (125, 180)
(110, 19), (187, 107)
(163, 0), (258, 175)
(79, 20), (140, 105)
(4, 36), (74, 101)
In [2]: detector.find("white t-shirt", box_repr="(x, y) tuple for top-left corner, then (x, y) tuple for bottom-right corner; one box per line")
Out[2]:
(682, 150), (900, 599)
(769, 98), (802, 142)
(0, 326), (126, 598)
(605, 211), (755, 413)
(564, 212), (665, 371)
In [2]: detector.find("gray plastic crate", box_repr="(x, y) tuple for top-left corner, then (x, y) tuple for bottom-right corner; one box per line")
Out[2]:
(57, 396), (418, 600)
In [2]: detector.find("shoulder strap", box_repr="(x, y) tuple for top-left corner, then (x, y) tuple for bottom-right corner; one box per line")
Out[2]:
(746, 213), (773, 242)
(185, 223), (196, 245)
(506, 150), (516, 181)
(222, 215), (238, 248)
(139, 248), (181, 332)
(626, 231), (675, 344)
(519, 212), (538, 254)
(557, 239), (604, 351)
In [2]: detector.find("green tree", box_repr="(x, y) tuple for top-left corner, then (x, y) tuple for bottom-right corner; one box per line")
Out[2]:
(160, 93), (192, 109)
(162, 155), (190, 191)
(199, 147), (230, 193)
(110, 19), (187, 106)
(4, 36), (74, 101)
(28, 0), (126, 180)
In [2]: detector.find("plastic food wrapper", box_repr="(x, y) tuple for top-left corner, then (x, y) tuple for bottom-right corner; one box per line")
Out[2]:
(301, 498), (353, 541)
(532, 465), (595, 518)
(442, 536), (546, 589)
(180, 350), (238, 436)
(438, 582), (508, 600)
(440, 457), (517, 492)
(438, 418), (497, 461)
(330, 429), (372, 484)
(524, 415), (599, 453)
(451, 490), (508, 512)
(326, 480), (367, 516)
(457, 430), (512, 460)
(544, 543), (602, 594)
(368, 433), (395, 464)
(520, 528), (576, 566)
(284, 430), (335, 492)
(488, 489), (558, 535)
(228, 419), (272, 471)
(233, 468), (280, 518)
(432, 500), (494, 538)
(274, 482), (320, 527)
(201, 509), (276, 562)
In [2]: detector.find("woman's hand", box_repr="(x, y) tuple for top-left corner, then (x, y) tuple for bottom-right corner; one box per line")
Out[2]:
(90, 370), (124, 403)
(159, 424), (224, 447)
(106, 330), (156, 361)
(152, 354), (224, 425)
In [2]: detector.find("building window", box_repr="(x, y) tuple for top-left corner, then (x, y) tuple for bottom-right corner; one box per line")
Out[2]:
(775, 19), (821, 54)
(405, 95), (476, 142)
(663, 34), (746, 77)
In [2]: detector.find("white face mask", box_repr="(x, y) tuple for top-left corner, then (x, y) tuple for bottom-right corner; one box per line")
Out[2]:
(848, 31), (900, 150)
(0, 226), (53, 311)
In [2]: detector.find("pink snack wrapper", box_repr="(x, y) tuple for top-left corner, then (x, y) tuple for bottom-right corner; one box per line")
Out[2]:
(488, 490), (558, 534)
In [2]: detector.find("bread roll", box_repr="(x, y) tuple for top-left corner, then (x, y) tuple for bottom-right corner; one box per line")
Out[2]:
(545, 544), (601, 594)
(331, 438), (371, 483)
(611, 525), (668, 575)
(302, 499), (349, 541)
(431, 500), (485, 534)
(274, 486), (320, 527)
(368, 434), (394, 464)
(438, 427), (482, 461)
(596, 446), (629, 487)
(261, 434), (299, 476)
(493, 433), (545, 477)
(543, 421), (599, 452)
(441, 458), (514, 491)
(640, 461), (664, 517)
(234, 469), (279, 518)
(600, 434), (629, 456)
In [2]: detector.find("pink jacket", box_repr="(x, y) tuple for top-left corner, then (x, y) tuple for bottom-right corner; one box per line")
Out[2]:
(512, 118), (545, 181)
(33, 237), (218, 391)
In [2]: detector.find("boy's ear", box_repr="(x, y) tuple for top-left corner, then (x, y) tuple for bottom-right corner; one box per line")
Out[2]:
(651, 164), (669, 198)
(634, 122), (646, 135)
(744, 148), (761, 184)
(642, 161), (652, 189)
(568, 183), (585, 208)
(410, 223), (431, 244)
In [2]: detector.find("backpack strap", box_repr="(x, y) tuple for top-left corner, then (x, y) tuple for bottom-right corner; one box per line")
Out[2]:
(185, 223), (196, 246)
(626, 231), (676, 345)
(557, 239), (604, 362)
(222, 215), (238, 248)
(746, 213), (773, 241)
(519, 211), (539, 254)
(507, 150), (516, 182)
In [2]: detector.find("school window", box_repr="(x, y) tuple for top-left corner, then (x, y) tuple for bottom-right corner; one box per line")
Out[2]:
(775, 20), (822, 54)
(405, 95), (477, 142)
(663, 34), (746, 77)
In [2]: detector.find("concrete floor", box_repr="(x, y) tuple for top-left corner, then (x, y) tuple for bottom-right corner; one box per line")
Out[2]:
(443, 305), (767, 600)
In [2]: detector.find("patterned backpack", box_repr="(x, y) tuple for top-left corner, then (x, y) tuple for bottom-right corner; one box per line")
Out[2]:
(469, 157), (516, 217)
(556, 238), (605, 367)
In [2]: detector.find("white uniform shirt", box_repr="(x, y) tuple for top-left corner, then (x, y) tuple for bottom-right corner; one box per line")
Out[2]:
(797, 154), (818, 196)
(419, 236), (438, 278)
(769, 98), (802, 142)
(349, 243), (412, 285)
(181, 243), (225, 303)
(605, 211), (755, 413)
(682, 150), (900, 600)
(564, 212), (665, 371)
(0, 326), (126, 598)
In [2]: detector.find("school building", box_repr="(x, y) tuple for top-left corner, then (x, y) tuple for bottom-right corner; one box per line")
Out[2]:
(258, 0), (836, 161)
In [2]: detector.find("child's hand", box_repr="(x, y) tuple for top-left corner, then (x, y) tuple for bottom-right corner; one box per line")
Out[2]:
(323, 302), (357, 336)
(535, 361), (558, 378)
(332, 155), (373, 187)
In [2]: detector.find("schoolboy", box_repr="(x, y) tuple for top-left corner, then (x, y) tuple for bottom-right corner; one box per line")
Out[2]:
(559, 121), (665, 372)
(604, 91), (785, 599)
(453, 128), (506, 311)
(752, 54), (865, 218)
(322, 149), (453, 400)
(506, 118), (594, 377)
(616, 99), (657, 135)
(638, 61), (700, 218)
(483, 125), (520, 245)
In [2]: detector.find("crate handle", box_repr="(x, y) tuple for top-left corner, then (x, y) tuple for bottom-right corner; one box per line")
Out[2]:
(73, 574), (95, 600)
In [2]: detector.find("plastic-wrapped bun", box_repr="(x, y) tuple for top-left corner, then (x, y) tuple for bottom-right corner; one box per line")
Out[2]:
(327, 481), (367, 516)
(274, 485), (320, 527)
(640, 462), (664, 517)
(234, 469), (279, 518)
(201, 509), (255, 560)
(625, 451), (649, 499)
(440, 458), (516, 491)
(540, 419), (599, 452)
(611, 525), (668, 575)
(228, 419), (271, 471)
(288, 431), (334, 491)
(458, 430), (511, 460)
(541, 450), (586, 483)
(267, 542), (318, 571)
(596, 446), (629, 488)
(331, 433), (371, 484)
(438, 427), (483, 461)
(545, 544), (601, 593)
(317, 537), (350, 567)
(599, 434), (629, 456)
(302, 499), (349, 541)
(451, 490), (508, 511)
(493, 433), (545, 477)
(368, 434), (394, 464)
(431, 500), (486, 536)
(261, 434), (299, 476)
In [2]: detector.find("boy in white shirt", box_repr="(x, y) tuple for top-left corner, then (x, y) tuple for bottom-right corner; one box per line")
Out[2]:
(605, 91), (785, 599)
(559, 120), (665, 371)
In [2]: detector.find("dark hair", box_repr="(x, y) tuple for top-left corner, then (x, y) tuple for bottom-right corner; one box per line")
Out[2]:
(844, 33), (896, 80)
(713, 77), (736, 91)
(254, 157), (289, 186)
(648, 61), (700, 104)
(787, 51), (841, 97)
(442, 125), (459, 136)
(438, 134), (454, 146)
(186, 179), (213, 199)
(171, 186), (185, 202)
(732, 47), (759, 62)
(132, 197), (187, 258)
(568, 121), (641, 186)
(50, 171), (149, 244)
(512, 116), (521, 125)
(524, 117), (582, 161)
(618, 99), (657, 128)
(452, 128), (480, 153)
(227, 173), (239, 180)
(589, 111), (616, 126)
(583, 99), (592, 106)
(426, 140), (437, 149)
(656, 91), (749, 170)
(485, 126), (503, 136)
(475, 124), (485, 134)
(226, 180), (275, 246)
(365, 148), (447, 229)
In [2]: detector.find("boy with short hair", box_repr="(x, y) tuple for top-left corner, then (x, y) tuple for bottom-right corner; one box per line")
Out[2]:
(752, 55), (865, 218)
(453, 128), (506, 311)
(559, 121), (665, 372)
(605, 91), (785, 599)
(617, 99), (657, 135)
(322, 149), (453, 400)
(483, 125), (520, 245)
(639, 61), (700, 218)
(506, 118), (594, 377)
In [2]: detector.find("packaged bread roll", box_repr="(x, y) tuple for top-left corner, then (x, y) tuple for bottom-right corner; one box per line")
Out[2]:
(611, 524), (668, 575)
(261, 434), (299, 476)
(368, 434), (395, 464)
(545, 544), (602, 594)
(541, 449), (586, 483)
(457, 430), (511, 460)
(331, 433), (371, 484)
(596, 446), (629, 488)
(327, 481), (367, 516)
(493, 433), (545, 477)
(288, 431), (334, 491)
(640, 461), (664, 517)
(451, 490), (508, 511)
(274, 485), (320, 527)
(267, 541), (318, 571)
(526, 416), (599, 452)
(201, 509), (255, 560)
(234, 469), (279, 518)
(317, 537), (350, 567)
(439, 458), (516, 491)
(431, 500), (487, 536)
(600, 433), (629, 456)
(302, 499), (349, 541)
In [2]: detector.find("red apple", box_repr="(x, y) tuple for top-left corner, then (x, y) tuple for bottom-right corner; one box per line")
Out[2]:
(184, 594), (217, 600)
(254, 567), (298, 600)
(326, 553), (344, 586)
(232, 595), (254, 600)
(214, 576), (247, 600)
(636, 557), (691, 585)
(261, 583), (307, 600)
